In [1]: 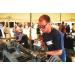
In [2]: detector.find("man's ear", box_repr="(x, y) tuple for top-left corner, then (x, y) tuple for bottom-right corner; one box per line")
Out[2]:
(50, 22), (52, 25)
(48, 22), (52, 25)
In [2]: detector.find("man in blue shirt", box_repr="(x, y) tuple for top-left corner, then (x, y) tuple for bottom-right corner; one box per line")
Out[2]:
(38, 15), (63, 62)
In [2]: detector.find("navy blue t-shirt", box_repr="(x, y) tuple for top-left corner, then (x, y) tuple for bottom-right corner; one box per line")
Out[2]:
(42, 28), (62, 51)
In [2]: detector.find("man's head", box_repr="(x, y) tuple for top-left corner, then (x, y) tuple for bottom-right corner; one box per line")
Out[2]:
(38, 15), (52, 33)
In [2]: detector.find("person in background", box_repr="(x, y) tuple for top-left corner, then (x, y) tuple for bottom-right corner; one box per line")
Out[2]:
(66, 25), (70, 34)
(13, 24), (17, 37)
(0, 23), (3, 38)
(59, 24), (66, 62)
(38, 15), (63, 62)
(37, 25), (40, 38)
(72, 23), (75, 32)
(0, 29), (2, 38)
(13, 24), (23, 42)
(13, 23), (30, 49)
(3, 23), (11, 40)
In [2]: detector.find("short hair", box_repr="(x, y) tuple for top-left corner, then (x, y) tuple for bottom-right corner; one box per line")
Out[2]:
(39, 15), (50, 23)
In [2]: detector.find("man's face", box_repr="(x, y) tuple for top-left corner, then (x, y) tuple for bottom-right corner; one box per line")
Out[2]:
(38, 19), (51, 33)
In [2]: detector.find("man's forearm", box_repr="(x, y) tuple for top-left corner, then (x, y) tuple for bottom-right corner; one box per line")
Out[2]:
(46, 50), (62, 56)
